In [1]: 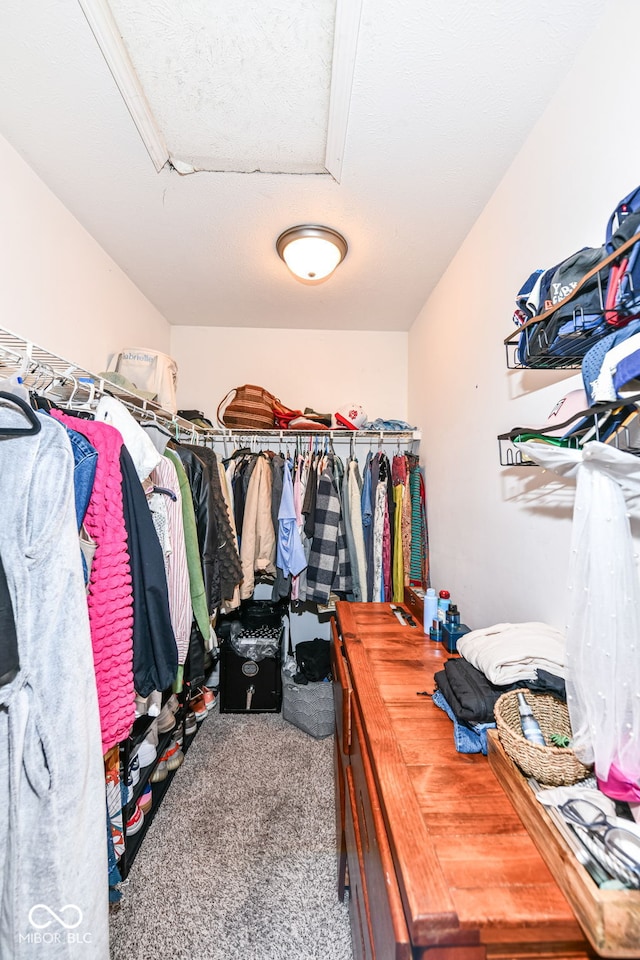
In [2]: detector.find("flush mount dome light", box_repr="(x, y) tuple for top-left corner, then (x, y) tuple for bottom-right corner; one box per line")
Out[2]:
(276, 225), (348, 284)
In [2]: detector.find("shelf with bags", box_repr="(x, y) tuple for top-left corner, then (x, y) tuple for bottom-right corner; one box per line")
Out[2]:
(505, 229), (640, 371)
(498, 392), (640, 466)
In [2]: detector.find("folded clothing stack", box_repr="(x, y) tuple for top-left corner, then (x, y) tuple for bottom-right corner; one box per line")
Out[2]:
(433, 621), (567, 756)
(455, 621), (566, 684)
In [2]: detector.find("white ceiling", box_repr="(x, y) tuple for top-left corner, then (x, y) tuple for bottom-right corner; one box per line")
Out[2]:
(0, 0), (610, 331)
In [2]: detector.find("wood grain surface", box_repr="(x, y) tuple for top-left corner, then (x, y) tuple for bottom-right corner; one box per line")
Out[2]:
(335, 602), (601, 959)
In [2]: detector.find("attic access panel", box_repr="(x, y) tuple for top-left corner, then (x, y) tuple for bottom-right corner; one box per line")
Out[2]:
(81, 0), (360, 178)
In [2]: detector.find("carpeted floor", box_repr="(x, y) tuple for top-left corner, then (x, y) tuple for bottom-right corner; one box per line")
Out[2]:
(109, 710), (353, 960)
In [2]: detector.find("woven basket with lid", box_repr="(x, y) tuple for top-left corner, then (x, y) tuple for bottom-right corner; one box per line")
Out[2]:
(494, 689), (592, 786)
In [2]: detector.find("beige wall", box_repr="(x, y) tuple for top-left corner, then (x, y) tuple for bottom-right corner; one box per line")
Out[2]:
(408, 1), (640, 629)
(171, 325), (408, 425)
(0, 134), (170, 372)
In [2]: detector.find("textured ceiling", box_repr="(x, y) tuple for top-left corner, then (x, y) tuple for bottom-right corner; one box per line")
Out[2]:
(106, 0), (337, 173)
(0, 0), (611, 331)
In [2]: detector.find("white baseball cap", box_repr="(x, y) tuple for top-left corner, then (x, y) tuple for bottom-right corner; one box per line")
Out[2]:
(334, 403), (367, 430)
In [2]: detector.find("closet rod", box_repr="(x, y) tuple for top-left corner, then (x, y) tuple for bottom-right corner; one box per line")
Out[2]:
(199, 427), (422, 443)
(0, 326), (420, 446)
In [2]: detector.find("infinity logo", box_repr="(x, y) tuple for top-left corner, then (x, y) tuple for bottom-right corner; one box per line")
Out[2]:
(28, 904), (83, 930)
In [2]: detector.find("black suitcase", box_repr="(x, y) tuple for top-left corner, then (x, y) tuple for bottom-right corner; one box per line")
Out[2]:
(219, 635), (283, 714)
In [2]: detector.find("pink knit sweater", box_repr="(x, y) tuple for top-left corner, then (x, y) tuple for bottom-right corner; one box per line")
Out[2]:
(52, 412), (135, 752)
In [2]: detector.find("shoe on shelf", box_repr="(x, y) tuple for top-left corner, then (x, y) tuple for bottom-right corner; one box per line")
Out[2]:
(111, 826), (125, 859)
(106, 772), (123, 818)
(128, 755), (140, 786)
(190, 695), (207, 723)
(147, 690), (162, 717)
(134, 694), (149, 718)
(184, 711), (197, 737)
(150, 761), (168, 783)
(159, 741), (184, 772)
(125, 806), (144, 836)
(137, 785), (153, 815)
(125, 774), (135, 804)
(135, 724), (159, 767)
(157, 701), (179, 734)
(201, 686), (218, 712)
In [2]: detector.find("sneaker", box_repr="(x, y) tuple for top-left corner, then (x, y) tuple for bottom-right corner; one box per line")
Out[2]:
(134, 694), (149, 718)
(128, 755), (140, 786)
(111, 826), (125, 858)
(147, 690), (162, 717)
(201, 686), (217, 712)
(190, 695), (207, 723)
(150, 761), (168, 783)
(137, 785), (153, 814)
(159, 741), (184, 772)
(125, 806), (144, 836)
(135, 725), (159, 767)
(125, 774), (135, 803)
(184, 711), (197, 736)
(157, 697), (179, 733)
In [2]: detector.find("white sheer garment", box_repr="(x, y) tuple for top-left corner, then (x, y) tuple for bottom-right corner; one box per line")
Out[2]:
(516, 440), (640, 787)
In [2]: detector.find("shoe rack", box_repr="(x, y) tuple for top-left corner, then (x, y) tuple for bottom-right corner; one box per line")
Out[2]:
(117, 691), (203, 880)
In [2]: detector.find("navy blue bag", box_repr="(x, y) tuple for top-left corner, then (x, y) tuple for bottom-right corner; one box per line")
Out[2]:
(604, 188), (640, 327)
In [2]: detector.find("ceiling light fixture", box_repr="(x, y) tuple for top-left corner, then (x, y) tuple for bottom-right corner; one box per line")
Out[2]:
(276, 225), (348, 284)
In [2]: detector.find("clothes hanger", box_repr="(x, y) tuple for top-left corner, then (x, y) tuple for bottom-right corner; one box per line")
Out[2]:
(0, 390), (42, 437)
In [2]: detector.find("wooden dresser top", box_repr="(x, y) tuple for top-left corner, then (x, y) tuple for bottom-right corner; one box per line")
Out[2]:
(336, 601), (593, 956)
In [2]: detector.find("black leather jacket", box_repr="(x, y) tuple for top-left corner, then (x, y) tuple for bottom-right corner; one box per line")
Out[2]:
(181, 444), (243, 603)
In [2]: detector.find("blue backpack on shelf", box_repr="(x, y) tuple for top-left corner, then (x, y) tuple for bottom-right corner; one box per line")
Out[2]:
(604, 186), (640, 327)
(512, 185), (640, 367)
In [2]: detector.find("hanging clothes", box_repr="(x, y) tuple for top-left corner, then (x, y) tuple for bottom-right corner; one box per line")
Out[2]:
(291, 453), (310, 602)
(347, 459), (368, 602)
(271, 453), (292, 600)
(341, 457), (361, 602)
(120, 446), (178, 697)
(0, 403), (109, 958)
(401, 460), (413, 586)
(362, 452), (375, 601)
(240, 453), (276, 599)
(392, 454), (407, 602)
(276, 458), (307, 579)
(0, 554), (19, 687)
(170, 444), (221, 615)
(306, 455), (352, 604)
(182, 444), (243, 605)
(59, 424), (98, 530)
(95, 394), (161, 482)
(217, 459), (241, 614)
(51, 410), (135, 752)
(409, 459), (426, 587)
(164, 449), (210, 647)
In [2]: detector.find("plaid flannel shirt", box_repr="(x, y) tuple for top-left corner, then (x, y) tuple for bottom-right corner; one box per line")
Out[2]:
(306, 458), (352, 604)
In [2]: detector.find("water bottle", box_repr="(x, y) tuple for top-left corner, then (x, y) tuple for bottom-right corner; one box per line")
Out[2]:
(423, 588), (438, 636)
(437, 590), (451, 622)
(517, 692), (546, 746)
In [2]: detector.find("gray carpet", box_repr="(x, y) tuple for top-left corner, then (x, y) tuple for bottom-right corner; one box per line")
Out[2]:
(109, 710), (353, 960)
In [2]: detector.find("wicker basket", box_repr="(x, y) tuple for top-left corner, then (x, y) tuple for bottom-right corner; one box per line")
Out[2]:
(494, 690), (592, 786)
